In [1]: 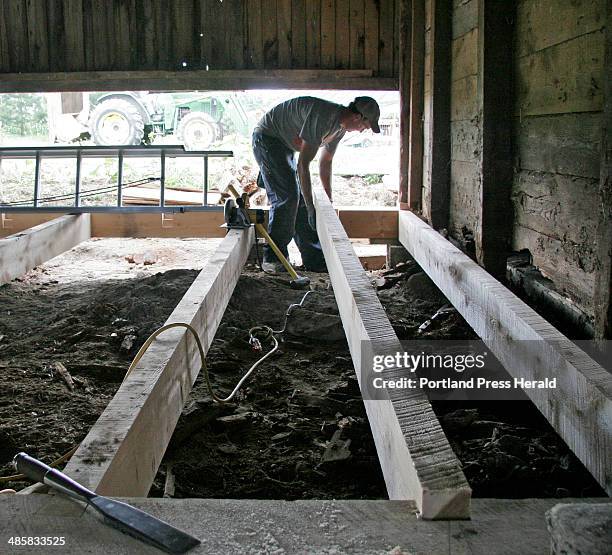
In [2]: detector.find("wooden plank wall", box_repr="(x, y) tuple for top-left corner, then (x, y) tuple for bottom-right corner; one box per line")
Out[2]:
(511, 0), (606, 318)
(0, 0), (399, 77)
(448, 0), (480, 251)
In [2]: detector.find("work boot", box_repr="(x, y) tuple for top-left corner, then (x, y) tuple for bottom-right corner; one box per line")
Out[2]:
(262, 261), (285, 275)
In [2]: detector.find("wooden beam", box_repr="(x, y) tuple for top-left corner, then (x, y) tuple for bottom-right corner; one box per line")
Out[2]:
(0, 214), (90, 284)
(1, 209), (398, 241)
(2, 495), (610, 554)
(63, 228), (254, 495)
(89, 212), (226, 238)
(476, 0), (514, 278)
(398, 0), (412, 208)
(313, 183), (471, 519)
(2, 495), (609, 554)
(407, 0), (425, 211)
(399, 210), (612, 495)
(422, 0), (451, 229)
(0, 213), (58, 237)
(0, 69), (398, 93)
(594, 0), (612, 339)
(336, 206), (398, 239)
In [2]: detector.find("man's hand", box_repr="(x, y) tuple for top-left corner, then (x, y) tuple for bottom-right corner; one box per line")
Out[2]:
(307, 206), (317, 231)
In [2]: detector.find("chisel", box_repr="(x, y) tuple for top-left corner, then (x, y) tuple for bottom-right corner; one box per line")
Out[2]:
(13, 452), (200, 554)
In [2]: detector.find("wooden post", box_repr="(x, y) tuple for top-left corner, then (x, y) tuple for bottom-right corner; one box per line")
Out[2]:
(476, 0), (514, 278)
(398, 0), (412, 208)
(408, 0), (425, 211)
(423, 0), (451, 229)
(594, 0), (612, 339)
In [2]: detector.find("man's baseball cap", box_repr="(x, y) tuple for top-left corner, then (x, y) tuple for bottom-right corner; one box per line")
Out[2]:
(353, 96), (381, 133)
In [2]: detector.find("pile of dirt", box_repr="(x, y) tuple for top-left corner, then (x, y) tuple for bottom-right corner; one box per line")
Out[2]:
(0, 268), (201, 488)
(435, 402), (603, 498)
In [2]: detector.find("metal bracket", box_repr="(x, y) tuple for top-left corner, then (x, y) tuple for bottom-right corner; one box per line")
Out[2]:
(161, 213), (175, 229)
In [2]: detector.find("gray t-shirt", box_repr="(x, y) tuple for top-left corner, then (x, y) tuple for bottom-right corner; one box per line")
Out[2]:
(254, 97), (346, 153)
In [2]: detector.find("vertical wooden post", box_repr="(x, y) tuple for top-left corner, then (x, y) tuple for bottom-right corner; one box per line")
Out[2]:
(408, 0), (425, 211)
(594, 0), (612, 339)
(423, 0), (451, 228)
(398, 0), (411, 209)
(476, 0), (514, 278)
(399, 0), (425, 211)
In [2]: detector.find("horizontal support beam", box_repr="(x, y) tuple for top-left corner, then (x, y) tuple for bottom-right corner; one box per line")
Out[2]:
(63, 228), (254, 495)
(336, 206), (399, 239)
(2, 495), (609, 553)
(89, 212), (227, 238)
(399, 210), (612, 495)
(1, 209), (399, 240)
(0, 69), (399, 93)
(0, 206), (224, 214)
(314, 184), (471, 519)
(0, 214), (91, 284)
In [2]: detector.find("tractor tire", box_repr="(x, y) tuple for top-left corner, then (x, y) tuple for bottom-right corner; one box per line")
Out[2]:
(90, 99), (145, 146)
(177, 112), (221, 151)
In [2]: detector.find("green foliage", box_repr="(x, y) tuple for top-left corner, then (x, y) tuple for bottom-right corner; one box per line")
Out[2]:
(363, 174), (384, 185)
(0, 94), (48, 137)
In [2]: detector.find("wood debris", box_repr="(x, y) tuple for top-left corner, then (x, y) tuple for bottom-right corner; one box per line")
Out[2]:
(53, 362), (74, 391)
(321, 429), (352, 463)
(163, 464), (175, 498)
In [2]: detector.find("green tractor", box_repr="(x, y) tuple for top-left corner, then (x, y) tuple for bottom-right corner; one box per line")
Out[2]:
(89, 92), (249, 149)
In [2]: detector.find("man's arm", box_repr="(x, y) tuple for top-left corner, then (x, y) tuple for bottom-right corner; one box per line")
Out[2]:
(319, 147), (334, 201)
(297, 141), (319, 209)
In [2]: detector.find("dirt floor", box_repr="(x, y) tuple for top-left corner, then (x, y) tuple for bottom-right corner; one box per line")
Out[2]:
(0, 238), (605, 500)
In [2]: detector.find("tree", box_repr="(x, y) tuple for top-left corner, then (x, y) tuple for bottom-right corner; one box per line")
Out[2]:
(0, 94), (48, 137)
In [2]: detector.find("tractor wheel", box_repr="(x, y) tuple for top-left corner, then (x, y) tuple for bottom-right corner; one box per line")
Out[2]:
(90, 99), (145, 146)
(177, 112), (220, 150)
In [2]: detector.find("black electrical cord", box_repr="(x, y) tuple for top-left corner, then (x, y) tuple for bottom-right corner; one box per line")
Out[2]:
(0, 177), (160, 206)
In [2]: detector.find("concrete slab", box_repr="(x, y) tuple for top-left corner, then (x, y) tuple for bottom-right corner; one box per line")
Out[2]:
(0, 496), (609, 554)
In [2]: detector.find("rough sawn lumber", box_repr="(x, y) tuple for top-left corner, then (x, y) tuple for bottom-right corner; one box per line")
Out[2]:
(63, 228), (254, 495)
(313, 183), (471, 519)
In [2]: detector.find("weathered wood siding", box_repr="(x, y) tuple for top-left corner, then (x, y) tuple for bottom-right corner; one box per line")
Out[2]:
(512, 0), (606, 316)
(448, 0), (480, 245)
(0, 0), (399, 77)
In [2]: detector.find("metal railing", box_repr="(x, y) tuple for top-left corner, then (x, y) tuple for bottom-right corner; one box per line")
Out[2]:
(0, 145), (232, 213)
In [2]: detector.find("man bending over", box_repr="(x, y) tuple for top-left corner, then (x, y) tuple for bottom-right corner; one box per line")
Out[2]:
(252, 96), (381, 273)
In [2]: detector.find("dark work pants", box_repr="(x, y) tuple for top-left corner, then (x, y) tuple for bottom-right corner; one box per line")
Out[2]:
(252, 131), (325, 269)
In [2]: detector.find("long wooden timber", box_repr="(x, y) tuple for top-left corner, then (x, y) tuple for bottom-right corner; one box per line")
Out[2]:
(0, 214), (90, 285)
(1, 209), (399, 241)
(313, 183), (471, 519)
(0, 69), (398, 93)
(63, 227), (254, 496)
(399, 210), (612, 495)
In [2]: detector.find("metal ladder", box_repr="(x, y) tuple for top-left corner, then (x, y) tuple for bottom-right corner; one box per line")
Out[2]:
(0, 145), (233, 213)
